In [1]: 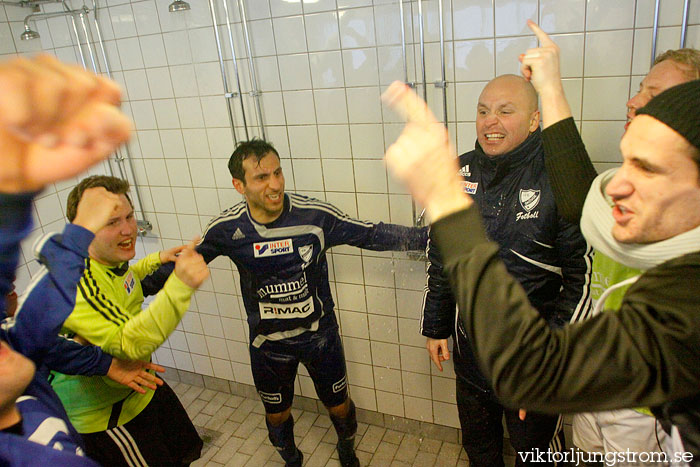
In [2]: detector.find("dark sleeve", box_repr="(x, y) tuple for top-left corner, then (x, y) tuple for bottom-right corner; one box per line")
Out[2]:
(542, 117), (598, 224)
(1, 223), (94, 362)
(324, 205), (428, 251)
(0, 192), (35, 307)
(420, 228), (456, 339)
(140, 232), (222, 297)
(552, 216), (593, 325)
(140, 262), (174, 297)
(0, 434), (101, 467)
(42, 336), (113, 376)
(432, 206), (700, 413)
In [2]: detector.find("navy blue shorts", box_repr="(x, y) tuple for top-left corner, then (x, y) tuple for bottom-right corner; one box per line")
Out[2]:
(250, 323), (349, 413)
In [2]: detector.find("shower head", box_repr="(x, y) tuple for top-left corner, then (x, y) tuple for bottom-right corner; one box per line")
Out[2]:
(168, 0), (190, 12)
(20, 23), (40, 40)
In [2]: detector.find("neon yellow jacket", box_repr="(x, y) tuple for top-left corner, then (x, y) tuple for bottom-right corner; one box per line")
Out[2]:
(51, 253), (194, 433)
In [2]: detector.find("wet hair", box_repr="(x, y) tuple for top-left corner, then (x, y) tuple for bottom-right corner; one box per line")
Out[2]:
(227, 139), (280, 185)
(66, 175), (131, 222)
(654, 49), (700, 81)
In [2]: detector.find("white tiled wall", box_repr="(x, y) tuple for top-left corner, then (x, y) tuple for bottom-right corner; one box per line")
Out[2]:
(2, 0), (699, 429)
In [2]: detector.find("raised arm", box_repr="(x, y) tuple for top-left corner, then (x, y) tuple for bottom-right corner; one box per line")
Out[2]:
(0, 55), (130, 304)
(0, 55), (130, 194)
(380, 79), (700, 414)
(520, 21), (598, 222)
(3, 188), (121, 360)
(64, 240), (209, 360)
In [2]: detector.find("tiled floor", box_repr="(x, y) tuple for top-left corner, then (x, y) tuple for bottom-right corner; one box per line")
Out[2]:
(171, 380), (517, 466)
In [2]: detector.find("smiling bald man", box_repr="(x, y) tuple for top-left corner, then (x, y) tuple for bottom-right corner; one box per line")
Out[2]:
(421, 74), (592, 467)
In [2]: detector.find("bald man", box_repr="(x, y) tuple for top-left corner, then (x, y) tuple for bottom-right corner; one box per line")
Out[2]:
(421, 75), (591, 467)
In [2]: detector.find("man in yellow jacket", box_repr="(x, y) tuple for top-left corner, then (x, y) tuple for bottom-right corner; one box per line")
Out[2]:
(52, 175), (210, 466)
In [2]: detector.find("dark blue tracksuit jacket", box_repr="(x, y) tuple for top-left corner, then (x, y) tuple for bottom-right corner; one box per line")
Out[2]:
(421, 130), (592, 392)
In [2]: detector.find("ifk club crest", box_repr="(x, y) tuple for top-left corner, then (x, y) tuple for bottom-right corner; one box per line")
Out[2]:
(519, 189), (540, 212)
(517, 189), (540, 221)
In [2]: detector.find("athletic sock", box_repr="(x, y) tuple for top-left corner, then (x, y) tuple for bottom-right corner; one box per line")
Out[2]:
(266, 415), (303, 467)
(330, 400), (360, 467)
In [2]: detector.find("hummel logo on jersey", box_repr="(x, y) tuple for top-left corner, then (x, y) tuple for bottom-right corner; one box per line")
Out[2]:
(254, 239), (293, 258)
(232, 228), (245, 240)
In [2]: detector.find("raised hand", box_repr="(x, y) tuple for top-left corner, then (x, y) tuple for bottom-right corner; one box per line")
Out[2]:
(159, 244), (187, 264)
(72, 187), (124, 234)
(174, 238), (210, 289)
(107, 358), (165, 394)
(519, 21), (562, 87)
(519, 21), (572, 127)
(0, 55), (132, 193)
(381, 81), (471, 222)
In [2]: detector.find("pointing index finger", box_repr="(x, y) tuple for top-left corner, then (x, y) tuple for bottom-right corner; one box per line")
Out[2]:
(381, 81), (438, 126)
(527, 20), (555, 47)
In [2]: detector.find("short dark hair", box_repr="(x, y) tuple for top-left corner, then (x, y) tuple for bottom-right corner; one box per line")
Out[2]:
(228, 139), (280, 185)
(66, 175), (132, 222)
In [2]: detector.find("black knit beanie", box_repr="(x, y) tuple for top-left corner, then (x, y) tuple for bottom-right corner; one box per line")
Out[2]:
(636, 79), (700, 151)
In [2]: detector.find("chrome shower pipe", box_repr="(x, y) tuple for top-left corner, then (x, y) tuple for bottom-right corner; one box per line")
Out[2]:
(77, 10), (99, 78)
(208, 0), (242, 145)
(67, 10), (87, 68)
(74, 6), (123, 180)
(398, 0), (413, 87)
(89, 0), (114, 179)
(417, 0), (427, 103)
(82, 0), (152, 235)
(238, 0), (266, 139)
(23, 6), (86, 34)
(650, 0), (660, 65)
(0, 0), (61, 6)
(398, 0), (418, 227)
(680, 0), (690, 47)
(222, 0), (250, 140)
(79, 1), (123, 182)
(437, 0), (447, 126)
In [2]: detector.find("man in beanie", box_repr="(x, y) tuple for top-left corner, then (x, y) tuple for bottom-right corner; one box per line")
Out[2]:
(380, 72), (700, 467)
(518, 22), (700, 463)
